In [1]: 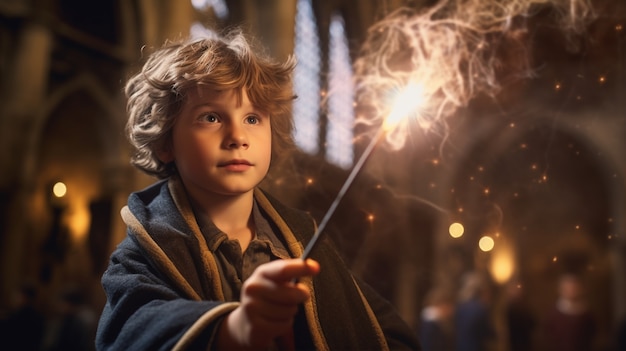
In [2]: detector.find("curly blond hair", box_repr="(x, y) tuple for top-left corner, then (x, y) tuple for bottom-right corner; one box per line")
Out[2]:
(125, 29), (297, 178)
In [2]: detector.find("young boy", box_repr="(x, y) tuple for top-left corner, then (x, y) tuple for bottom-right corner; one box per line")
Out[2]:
(96, 29), (421, 351)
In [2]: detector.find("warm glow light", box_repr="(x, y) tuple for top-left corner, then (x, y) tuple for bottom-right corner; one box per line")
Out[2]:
(52, 182), (67, 198)
(489, 240), (514, 284)
(449, 222), (464, 238)
(384, 82), (426, 131)
(68, 201), (90, 241)
(352, 0), (595, 154)
(479, 236), (495, 252)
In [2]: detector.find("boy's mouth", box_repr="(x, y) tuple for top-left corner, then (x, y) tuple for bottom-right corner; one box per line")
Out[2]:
(219, 159), (253, 171)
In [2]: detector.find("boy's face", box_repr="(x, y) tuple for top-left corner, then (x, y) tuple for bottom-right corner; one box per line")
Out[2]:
(159, 87), (272, 200)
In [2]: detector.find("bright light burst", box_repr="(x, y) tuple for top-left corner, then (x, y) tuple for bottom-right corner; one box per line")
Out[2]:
(385, 82), (427, 131)
(299, 0), (597, 260)
(353, 0), (595, 150)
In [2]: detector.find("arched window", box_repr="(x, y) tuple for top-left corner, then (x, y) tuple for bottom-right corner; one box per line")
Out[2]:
(325, 13), (355, 168)
(293, 1), (355, 168)
(293, 0), (321, 154)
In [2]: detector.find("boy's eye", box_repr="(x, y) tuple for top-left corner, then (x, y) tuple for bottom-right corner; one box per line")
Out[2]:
(200, 112), (220, 123)
(245, 115), (260, 124)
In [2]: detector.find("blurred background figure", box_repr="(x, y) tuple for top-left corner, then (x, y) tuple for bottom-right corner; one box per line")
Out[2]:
(504, 278), (536, 351)
(454, 271), (496, 351)
(0, 283), (45, 351)
(618, 317), (626, 351)
(42, 287), (96, 351)
(419, 286), (456, 351)
(540, 273), (597, 351)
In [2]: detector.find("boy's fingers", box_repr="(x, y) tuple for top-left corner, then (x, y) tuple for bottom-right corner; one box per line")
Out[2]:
(259, 259), (319, 283)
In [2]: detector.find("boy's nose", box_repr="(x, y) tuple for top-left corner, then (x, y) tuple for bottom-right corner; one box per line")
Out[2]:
(224, 125), (249, 149)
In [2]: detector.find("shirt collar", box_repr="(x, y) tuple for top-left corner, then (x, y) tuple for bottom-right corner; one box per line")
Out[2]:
(194, 195), (291, 258)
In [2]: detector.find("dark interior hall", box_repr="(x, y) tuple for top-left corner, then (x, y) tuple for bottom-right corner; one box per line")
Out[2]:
(0, 1), (625, 350)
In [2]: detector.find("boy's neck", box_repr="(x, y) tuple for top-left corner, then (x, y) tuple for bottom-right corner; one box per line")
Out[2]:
(190, 190), (255, 250)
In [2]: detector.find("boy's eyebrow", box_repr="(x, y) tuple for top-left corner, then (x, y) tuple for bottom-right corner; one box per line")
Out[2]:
(188, 101), (268, 115)
(188, 101), (215, 111)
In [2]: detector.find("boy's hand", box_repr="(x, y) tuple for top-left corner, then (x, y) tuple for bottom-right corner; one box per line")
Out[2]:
(216, 258), (320, 350)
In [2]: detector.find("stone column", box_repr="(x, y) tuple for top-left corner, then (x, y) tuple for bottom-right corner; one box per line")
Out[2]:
(0, 21), (52, 310)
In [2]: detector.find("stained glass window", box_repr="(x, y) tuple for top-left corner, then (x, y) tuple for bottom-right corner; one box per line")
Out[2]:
(293, 0), (321, 154)
(326, 13), (355, 168)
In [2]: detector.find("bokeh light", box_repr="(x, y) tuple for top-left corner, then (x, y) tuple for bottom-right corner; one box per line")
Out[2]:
(449, 222), (464, 238)
(52, 182), (67, 198)
(479, 235), (495, 252)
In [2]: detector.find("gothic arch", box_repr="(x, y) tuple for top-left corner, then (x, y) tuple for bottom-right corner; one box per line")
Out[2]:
(437, 110), (625, 341)
(21, 72), (127, 191)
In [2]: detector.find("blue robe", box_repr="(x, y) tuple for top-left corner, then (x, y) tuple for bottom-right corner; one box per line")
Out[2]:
(96, 177), (421, 350)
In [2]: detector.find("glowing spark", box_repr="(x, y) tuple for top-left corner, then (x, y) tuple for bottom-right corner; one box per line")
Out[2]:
(300, 0), (597, 260)
(384, 82), (427, 130)
(352, 0), (596, 150)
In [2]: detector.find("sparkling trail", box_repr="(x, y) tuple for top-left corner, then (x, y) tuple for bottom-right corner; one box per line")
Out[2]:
(353, 0), (595, 150)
